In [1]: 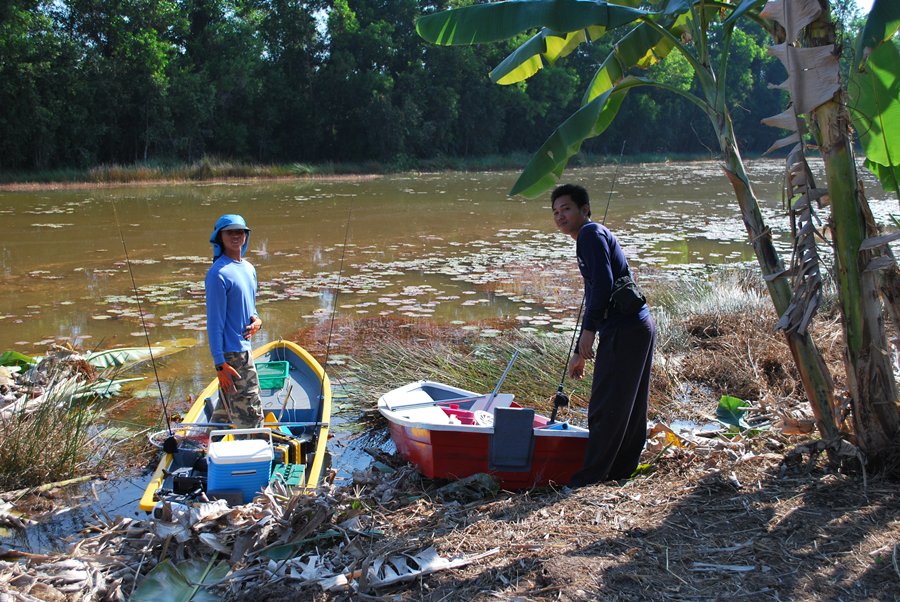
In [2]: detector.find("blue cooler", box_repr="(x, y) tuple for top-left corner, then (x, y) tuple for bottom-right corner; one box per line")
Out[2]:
(207, 429), (273, 504)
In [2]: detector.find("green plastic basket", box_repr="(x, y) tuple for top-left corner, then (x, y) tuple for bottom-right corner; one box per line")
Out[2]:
(256, 361), (289, 390)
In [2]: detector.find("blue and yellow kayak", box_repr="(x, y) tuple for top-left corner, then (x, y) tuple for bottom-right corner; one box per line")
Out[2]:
(139, 339), (331, 511)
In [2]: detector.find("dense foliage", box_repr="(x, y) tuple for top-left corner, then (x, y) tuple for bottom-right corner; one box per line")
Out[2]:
(0, 0), (788, 171)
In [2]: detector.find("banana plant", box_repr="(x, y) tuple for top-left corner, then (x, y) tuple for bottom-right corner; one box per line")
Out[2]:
(761, 0), (899, 458)
(417, 0), (840, 441)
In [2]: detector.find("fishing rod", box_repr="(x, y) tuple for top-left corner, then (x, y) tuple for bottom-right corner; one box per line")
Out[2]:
(550, 141), (627, 424)
(110, 201), (177, 452)
(601, 140), (627, 224)
(548, 298), (583, 425)
(319, 202), (353, 403)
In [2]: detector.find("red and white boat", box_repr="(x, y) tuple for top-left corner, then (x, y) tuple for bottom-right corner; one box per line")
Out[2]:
(377, 380), (588, 489)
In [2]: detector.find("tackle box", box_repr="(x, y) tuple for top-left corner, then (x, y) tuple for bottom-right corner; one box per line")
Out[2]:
(207, 429), (273, 504)
(256, 361), (290, 390)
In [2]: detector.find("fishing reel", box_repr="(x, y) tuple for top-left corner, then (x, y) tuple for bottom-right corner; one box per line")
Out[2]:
(549, 385), (570, 424)
(162, 435), (180, 454)
(553, 388), (570, 409)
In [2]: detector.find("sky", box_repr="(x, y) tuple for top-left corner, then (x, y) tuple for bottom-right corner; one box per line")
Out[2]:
(856, 0), (874, 13)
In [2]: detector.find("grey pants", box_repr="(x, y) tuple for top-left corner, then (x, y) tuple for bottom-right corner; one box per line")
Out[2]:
(211, 350), (262, 427)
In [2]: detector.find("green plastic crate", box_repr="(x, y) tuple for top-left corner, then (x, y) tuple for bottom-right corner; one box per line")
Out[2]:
(256, 360), (289, 390)
(270, 463), (306, 487)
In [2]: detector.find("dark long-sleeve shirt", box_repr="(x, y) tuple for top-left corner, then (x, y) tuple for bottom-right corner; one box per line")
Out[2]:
(576, 221), (648, 335)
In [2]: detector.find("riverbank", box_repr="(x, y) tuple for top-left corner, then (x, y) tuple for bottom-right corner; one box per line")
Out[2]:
(2, 265), (897, 599)
(0, 152), (716, 191)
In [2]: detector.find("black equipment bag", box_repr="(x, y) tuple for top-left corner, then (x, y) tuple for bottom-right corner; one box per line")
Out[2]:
(609, 267), (646, 316)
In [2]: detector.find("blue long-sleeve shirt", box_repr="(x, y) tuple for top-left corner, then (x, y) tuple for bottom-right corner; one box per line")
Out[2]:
(205, 256), (258, 365)
(576, 221), (648, 336)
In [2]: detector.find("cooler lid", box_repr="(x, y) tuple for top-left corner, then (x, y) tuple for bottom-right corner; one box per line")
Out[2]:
(208, 439), (273, 464)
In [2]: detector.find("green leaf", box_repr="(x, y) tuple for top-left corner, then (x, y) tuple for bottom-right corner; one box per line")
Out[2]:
(723, 0), (766, 28)
(0, 351), (35, 369)
(69, 377), (145, 400)
(86, 346), (167, 369)
(491, 29), (586, 85)
(854, 0), (900, 71)
(131, 558), (229, 602)
(416, 0), (650, 46)
(489, 0), (649, 84)
(849, 39), (900, 193)
(716, 394), (750, 430)
(510, 77), (646, 197)
(863, 159), (900, 193)
(583, 7), (691, 103)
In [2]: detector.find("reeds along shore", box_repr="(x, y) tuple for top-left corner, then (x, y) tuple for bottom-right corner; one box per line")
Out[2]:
(339, 266), (846, 430)
(0, 152), (717, 188)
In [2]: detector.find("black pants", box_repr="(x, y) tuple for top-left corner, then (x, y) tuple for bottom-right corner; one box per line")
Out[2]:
(570, 314), (656, 487)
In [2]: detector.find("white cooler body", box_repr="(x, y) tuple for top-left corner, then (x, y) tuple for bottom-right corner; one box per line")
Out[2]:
(207, 437), (273, 503)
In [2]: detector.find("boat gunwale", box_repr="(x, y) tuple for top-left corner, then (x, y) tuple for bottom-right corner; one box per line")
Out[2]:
(376, 383), (589, 437)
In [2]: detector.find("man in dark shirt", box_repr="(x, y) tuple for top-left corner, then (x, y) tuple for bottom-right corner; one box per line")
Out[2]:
(551, 183), (656, 487)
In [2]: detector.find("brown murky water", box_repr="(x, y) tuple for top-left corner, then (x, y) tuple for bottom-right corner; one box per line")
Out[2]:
(1, 159), (892, 408)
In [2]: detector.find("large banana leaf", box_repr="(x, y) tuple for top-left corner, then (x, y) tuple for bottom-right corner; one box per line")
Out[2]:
(510, 76), (648, 197)
(489, 0), (647, 84)
(416, 0), (651, 46)
(849, 39), (900, 193)
(0, 350), (35, 369)
(131, 558), (229, 602)
(513, 7), (695, 196)
(491, 29), (591, 84)
(86, 346), (167, 369)
(582, 13), (688, 104)
(850, 0), (900, 193)
(853, 0), (900, 70)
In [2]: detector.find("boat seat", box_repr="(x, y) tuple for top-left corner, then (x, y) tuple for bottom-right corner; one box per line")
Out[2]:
(489, 407), (535, 472)
(469, 393), (515, 413)
(383, 388), (435, 410)
(397, 406), (453, 425)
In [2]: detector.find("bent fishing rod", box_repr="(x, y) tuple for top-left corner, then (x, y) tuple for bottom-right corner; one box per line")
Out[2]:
(110, 201), (178, 452)
(550, 141), (627, 424)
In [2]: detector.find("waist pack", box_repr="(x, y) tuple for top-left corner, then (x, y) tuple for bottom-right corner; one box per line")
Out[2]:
(608, 269), (646, 316)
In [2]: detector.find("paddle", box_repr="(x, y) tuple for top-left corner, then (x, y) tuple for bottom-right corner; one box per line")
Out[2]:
(482, 349), (520, 413)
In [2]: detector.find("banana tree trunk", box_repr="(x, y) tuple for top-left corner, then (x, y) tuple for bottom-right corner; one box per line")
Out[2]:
(806, 6), (899, 459)
(715, 109), (840, 441)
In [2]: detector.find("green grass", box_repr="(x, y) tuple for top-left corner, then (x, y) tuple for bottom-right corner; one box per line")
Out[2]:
(343, 322), (593, 420)
(0, 395), (95, 491)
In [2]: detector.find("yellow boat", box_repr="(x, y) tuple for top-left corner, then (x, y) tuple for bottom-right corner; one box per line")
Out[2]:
(139, 339), (331, 512)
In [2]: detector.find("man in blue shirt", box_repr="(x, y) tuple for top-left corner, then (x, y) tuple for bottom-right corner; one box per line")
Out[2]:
(551, 184), (656, 487)
(206, 214), (263, 427)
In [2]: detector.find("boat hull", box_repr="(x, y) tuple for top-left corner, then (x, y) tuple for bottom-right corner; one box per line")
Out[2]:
(379, 381), (587, 489)
(139, 339), (331, 511)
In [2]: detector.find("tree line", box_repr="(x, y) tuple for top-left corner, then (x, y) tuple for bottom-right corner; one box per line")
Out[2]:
(2, 0), (789, 171)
